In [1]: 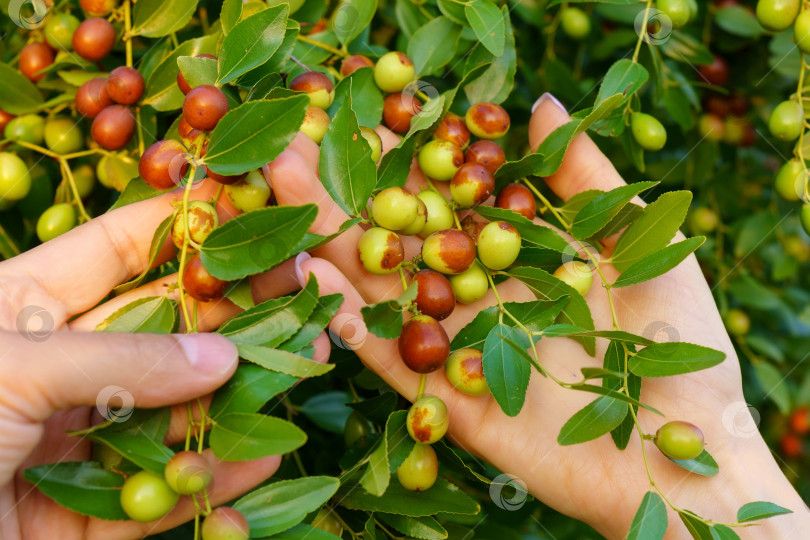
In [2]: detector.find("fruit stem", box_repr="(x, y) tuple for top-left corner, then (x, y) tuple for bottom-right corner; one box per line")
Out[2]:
(521, 178), (570, 230)
(202, 488), (212, 514)
(177, 137), (207, 333)
(290, 55), (313, 72)
(296, 34), (348, 58)
(192, 498), (201, 539)
(124, 0), (133, 68)
(631, 0), (653, 64)
(417, 374), (426, 400)
(135, 107), (145, 157)
(185, 401), (194, 451)
(398, 266), (409, 291)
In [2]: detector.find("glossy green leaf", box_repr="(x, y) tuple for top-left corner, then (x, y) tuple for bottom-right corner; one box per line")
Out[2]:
(668, 449), (719, 477)
(483, 324), (532, 417)
(238, 345), (334, 377)
(301, 391), (352, 433)
(95, 296), (177, 333)
(736, 501), (792, 522)
(0, 61), (43, 114)
(407, 17), (462, 75)
(463, 7), (516, 104)
(613, 237), (704, 288)
(112, 213), (174, 294)
(361, 283), (416, 339)
(132, 0), (198, 37)
(87, 431), (173, 474)
(465, 0), (505, 56)
(715, 6), (764, 38)
(452, 299), (567, 351)
(217, 6), (289, 84)
(220, 0), (242, 34)
(23, 462), (127, 520)
(269, 524), (343, 539)
(595, 59), (649, 106)
(177, 55), (217, 90)
(540, 325), (653, 345)
(626, 491), (667, 540)
(379, 514), (448, 540)
(328, 67), (383, 128)
(753, 361), (791, 414)
(209, 364), (298, 419)
(710, 525), (741, 540)
(210, 413), (307, 461)
(280, 293), (344, 352)
(571, 181), (657, 239)
(332, 0), (377, 45)
(376, 135), (417, 190)
(678, 510), (713, 539)
(629, 343), (725, 377)
(557, 395), (628, 445)
(493, 154), (545, 185)
(339, 478), (480, 516)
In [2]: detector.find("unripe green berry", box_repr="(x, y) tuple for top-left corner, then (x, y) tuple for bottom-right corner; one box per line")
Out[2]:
(422, 228), (476, 275)
(374, 51), (415, 93)
(561, 7), (590, 39)
(689, 207), (719, 234)
(360, 126), (382, 163)
(445, 348), (488, 396)
(36, 203), (76, 242)
(449, 261), (488, 304)
(477, 221), (521, 270)
(801, 204), (810, 236)
(172, 200), (218, 250)
(400, 197), (427, 236)
(698, 114), (725, 142)
(44, 13), (80, 51)
(418, 140), (464, 181)
(552, 261), (593, 296)
(655, 421), (704, 461)
(373, 187), (418, 231)
(311, 507), (343, 536)
(344, 411), (374, 447)
(396, 443), (438, 492)
(630, 113), (667, 152)
(120, 470), (179, 522)
(795, 11), (810, 55)
(406, 396), (449, 444)
(658, 0), (691, 28)
(724, 309), (751, 336)
(0, 152), (32, 201)
(72, 164), (96, 199)
(769, 100), (804, 142)
(201, 507), (250, 540)
(358, 227), (404, 274)
(774, 159), (806, 202)
(4, 114), (45, 145)
(756, 0), (800, 32)
(164, 450), (213, 495)
(225, 169), (271, 212)
(417, 190), (454, 238)
(300, 106), (330, 144)
(45, 118), (84, 155)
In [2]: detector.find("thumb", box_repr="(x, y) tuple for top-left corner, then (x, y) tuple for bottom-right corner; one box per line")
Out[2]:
(4, 330), (238, 421)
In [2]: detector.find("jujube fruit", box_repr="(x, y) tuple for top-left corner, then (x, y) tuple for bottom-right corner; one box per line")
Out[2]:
(201, 507), (250, 540)
(19, 43), (54, 82)
(418, 140), (464, 181)
(183, 254), (228, 302)
(417, 190), (454, 238)
(177, 53), (217, 94)
(311, 508), (344, 536)
(290, 71), (335, 109)
(183, 84), (229, 131)
(464, 140), (505, 175)
(445, 348), (488, 396)
(76, 77), (113, 118)
(341, 54), (374, 77)
(697, 113), (724, 142)
(698, 56), (729, 87)
(80, 0), (117, 16)
(630, 113), (667, 151)
(560, 7), (591, 39)
(397, 443), (439, 492)
(790, 407), (810, 435)
(44, 13), (80, 51)
(406, 395), (449, 443)
(495, 183), (536, 220)
(774, 159), (806, 201)
(164, 450), (213, 495)
(92, 105), (136, 150)
(71, 163), (96, 198)
(801, 203), (810, 236)
(44, 118), (83, 154)
(300, 106), (330, 144)
(72, 18), (115, 61)
(360, 126), (383, 163)
(172, 200), (218, 249)
(449, 261), (489, 304)
(422, 228), (476, 275)
(477, 221), (521, 270)
(400, 197), (427, 236)
(724, 309), (751, 336)
(139, 139), (189, 190)
(0, 109), (15, 133)
(383, 93), (421, 134)
(768, 100), (804, 141)
(658, 0), (691, 28)
(553, 261), (593, 296)
(0, 152), (32, 201)
(399, 315), (450, 374)
(374, 51), (415, 93)
(119, 470), (179, 522)
(5, 114), (44, 145)
(434, 113), (471, 149)
(654, 421), (705, 461)
(97, 152), (138, 191)
(36, 203), (76, 242)
(106, 66), (144, 105)
(689, 207), (719, 233)
(372, 187), (419, 231)
(465, 102), (510, 140)
(225, 169), (272, 212)
(780, 433), (803, 458)
(358, 227), (404, 274)
(795, 11), (810, 54)
(344, 411), (374, 447)
(755, 0), (799, 31)
(450, 163), (494, 207)
(413, 269), (455, 321)
(703, 94), (730, 118)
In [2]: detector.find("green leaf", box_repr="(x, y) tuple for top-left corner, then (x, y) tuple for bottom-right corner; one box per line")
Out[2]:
(465, 0), (505, 56)
(385, 410), (415, 472)
(571, 181), (658, 239)
(626, 491), (667, 540)
(333, 0), (377, 45)
(327, 67), (383, 129)
(200, 204), (317, 280)
(295, 217), (363, 253)
(407, 17), (462, 75)
(611, 191), (692, 272)
(280, 293), (344, 352)
(224, 280), (255, 311)
(540, 325), (652, 345)
(493, 154), (545, 185)
(714, 6), (764, 38)
(234, 476), (340, 536)
(603, 340), (639, 450)
(95, 296), (177, 333)
(268, 524), (343, 539)
(301, 391), (352, 433)
(452, 299), (568, 351)
(595, 58), (649, 106)
(209, 364), (297, 419)
(177, 55), (217, 90)
(205, 96), (309, 177)
(0, 61), (44, 114)
(613, 237), (704, 288)
(220, 0), (242, 34)
(348, 392), (399, 425)
(753, 361), (791, 414)
(629, 343), (725, 377)
(339, 478), (480, 516)
(737, 501), (792, 522)
(678, 510), (713, 540)
(483, 324), (532, 417)
(463, 7), (516, 104)
(291, 30), (339, 66)
(112, 214), (174, 294)
(361, 283), (417, 339)
(474, 206), (570, 252)
(87, 431), (174, 474)
(210, 413), (307, 461)
(238, 346), (334, 377)
(132, 0), (198, 37)
(23, 462), (127, 520)
(406, 94), (446, 138)
(557, 395), (628, 445)
(376, 135), (417, 190)
(217, 6), (289, 85)
(379, 514), (448, 540)
(668, 449), (719, 477)
(710, 525), (741, 540)
(360, 436), (391, 496)
(142, 33), (219, 110)
(319, 86), (377, 216)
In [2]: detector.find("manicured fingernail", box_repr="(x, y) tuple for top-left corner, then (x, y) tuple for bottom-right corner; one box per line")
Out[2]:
(532, 93), (567, 114)
(294, 251), (311, 285)
(178, 334), (238, 375)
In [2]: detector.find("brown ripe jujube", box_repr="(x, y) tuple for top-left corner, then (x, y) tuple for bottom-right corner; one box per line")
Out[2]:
(341, 54), (375, 77)
(76, 77), (113, 118)
(183, 85), (229, 131)
(383, 93), (421, 134)
(398, 314), (450, 373)
(450, 163), (494, 207)
(198, 141), (245, 185)
(698, 55), (729, 87)
(177, 54), (217, 94)
(106, 66), (144, 105)
(465, 102), (510, 139)
(413, 269), (456, 321)
(702, 94), (730, 118)
(464, 140), (505, 175)
(72, 18), (115, 62)
(139, 139), (189, 190)
(19, 43), (54, 82)
(434, 113), (471, 149)
(0, 109), (14, 133)
(91, 105), (135, 150)
(80, 0), (118, 16)
(495, 184), (536, 220)
(183, 254), (228, 302)
(421, 229), (476, 275)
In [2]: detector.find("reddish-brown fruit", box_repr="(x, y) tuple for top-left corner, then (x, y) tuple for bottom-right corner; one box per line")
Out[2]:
(206, 167), (245, 185)
(450, 163), (494, 207)
(309, 18), (328, 34)
(790, 407), (810, 435)
(19, 43), (54, 82)
(421, 229), (477, 275)
(80, 0), (117, 16)
(780, 433), (803, 459)
(106, 66), (144, 105)
(76, 77), (113, 118)
(177, 54), (217, 94)
(341, 55), (375, 77)
(434, 113), (471, 149)
(413, 269), (456, 321)
(728, 94), (748, 116)
(464, 140), (506, 175)
(495, 184), (536, 220)
(398, 315), (450, 373)
(465, 102), (510, 139)
(289, 71), (335, 109)
(698, 56), (730, 87)
(702, 94), (730, 118)
(91, 105), (135, 150)
(461, 215), (487, 243)
(139, 139), (189, 190)
(183, 254), (228, 302)
(383, 93), (422, 134)
(0, 109), (15, 133)
(740, 123), (756, 147)
(183, 85), (229, 131)
(72, 18), (115, 62)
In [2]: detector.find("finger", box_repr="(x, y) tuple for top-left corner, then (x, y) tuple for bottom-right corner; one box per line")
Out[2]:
(86, 452), (282, 540)
(3, 331), (237, 422)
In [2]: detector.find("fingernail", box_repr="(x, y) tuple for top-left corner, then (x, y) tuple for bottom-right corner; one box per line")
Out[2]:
(294, 251), (311, 285)
(178, 334), (238, 375)
(532, 93), (567, 114)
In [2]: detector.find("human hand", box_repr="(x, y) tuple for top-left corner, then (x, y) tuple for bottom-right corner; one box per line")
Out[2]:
(267, 95), (810, 538)
(0, 170), (329, 539)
